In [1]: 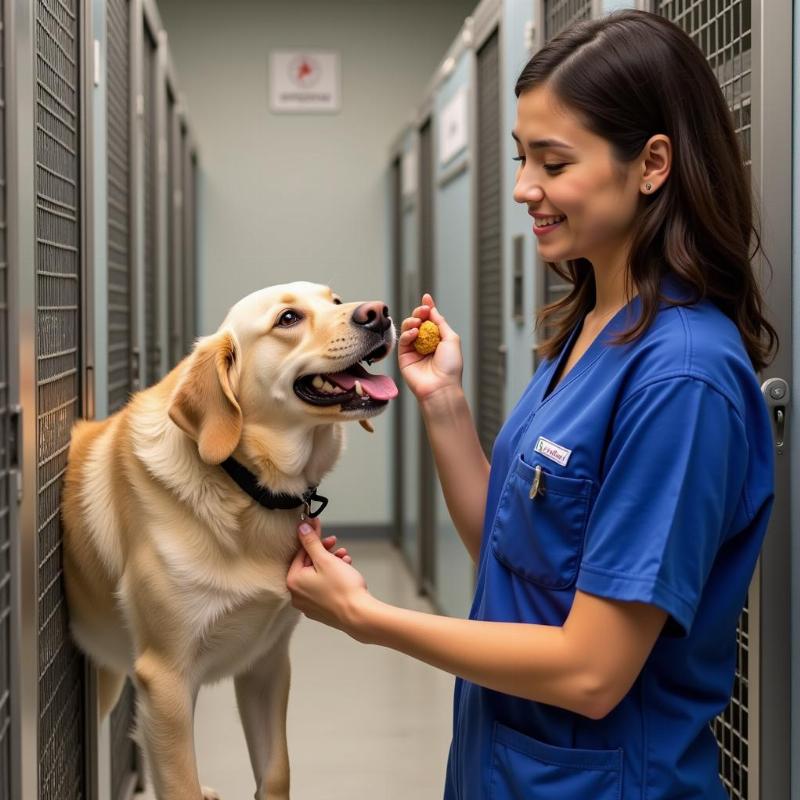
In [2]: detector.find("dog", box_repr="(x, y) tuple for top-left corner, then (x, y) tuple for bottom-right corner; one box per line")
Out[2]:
(61, 281), (398, 800)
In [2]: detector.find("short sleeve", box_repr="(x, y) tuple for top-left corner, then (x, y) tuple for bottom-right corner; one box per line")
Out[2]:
(576, 377), (748, 636)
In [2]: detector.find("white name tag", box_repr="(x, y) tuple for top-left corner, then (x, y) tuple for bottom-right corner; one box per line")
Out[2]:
(534, 436), (572, 467)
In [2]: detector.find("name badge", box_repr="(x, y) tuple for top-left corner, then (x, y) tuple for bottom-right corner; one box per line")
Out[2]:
(534, 436), (572, 467)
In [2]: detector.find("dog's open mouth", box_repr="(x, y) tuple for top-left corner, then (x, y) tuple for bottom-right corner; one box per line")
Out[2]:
(294, 343), (399, 412)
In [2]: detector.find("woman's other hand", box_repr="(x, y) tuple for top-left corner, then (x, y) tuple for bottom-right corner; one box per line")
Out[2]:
(286, 517), (372, 638)
(398, 294), (463, 402)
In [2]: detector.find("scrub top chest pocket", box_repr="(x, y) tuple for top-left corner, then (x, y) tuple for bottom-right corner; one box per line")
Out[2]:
(491, 454), (595, 590)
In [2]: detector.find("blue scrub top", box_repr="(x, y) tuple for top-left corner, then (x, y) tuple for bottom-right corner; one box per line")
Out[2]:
(444, 279), (774, 800)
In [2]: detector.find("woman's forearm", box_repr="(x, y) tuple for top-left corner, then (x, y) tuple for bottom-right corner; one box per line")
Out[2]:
(352, 596), (604, 719)
(419, 386), (490, 563)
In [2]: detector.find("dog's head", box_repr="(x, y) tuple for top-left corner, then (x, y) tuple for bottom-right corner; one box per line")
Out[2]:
(168, 281), (398, 465)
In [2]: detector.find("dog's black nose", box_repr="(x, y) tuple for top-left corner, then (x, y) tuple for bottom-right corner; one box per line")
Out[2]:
(352, 302), (391, 333)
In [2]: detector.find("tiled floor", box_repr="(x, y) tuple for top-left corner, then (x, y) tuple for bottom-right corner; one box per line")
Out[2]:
(134, 539), (456, 800)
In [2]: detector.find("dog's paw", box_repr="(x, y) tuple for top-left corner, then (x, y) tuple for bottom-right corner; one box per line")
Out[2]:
(201, 787), (221, 800)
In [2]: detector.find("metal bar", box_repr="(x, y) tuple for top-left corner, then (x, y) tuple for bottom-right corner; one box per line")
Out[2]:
(8, 0), (39, 796)
(81, 0), (95, 432)
(751, 0), (792, 796)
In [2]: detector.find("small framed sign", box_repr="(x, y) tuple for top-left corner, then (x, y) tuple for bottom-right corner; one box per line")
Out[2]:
(439, 86), (468, 165)
(270, 50), (341, 113)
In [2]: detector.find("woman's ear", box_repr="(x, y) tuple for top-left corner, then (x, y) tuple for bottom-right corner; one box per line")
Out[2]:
(641, 134), (671, 192)
(168, 328), (242, 464)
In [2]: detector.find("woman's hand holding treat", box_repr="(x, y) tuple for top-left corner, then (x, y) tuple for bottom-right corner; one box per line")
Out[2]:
(398, 294), (463, 403)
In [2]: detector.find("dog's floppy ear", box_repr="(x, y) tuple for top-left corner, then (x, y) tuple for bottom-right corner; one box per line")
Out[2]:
(168, 328), (242, 464)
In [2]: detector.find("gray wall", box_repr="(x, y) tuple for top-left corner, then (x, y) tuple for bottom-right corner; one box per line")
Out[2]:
(157, 0), (474, 525)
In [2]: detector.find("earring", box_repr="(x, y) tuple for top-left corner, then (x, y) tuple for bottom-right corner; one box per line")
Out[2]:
(645, 182), (653, 192)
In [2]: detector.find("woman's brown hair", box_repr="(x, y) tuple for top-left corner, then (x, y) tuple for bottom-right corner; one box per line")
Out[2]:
(517, 10), (777, 371)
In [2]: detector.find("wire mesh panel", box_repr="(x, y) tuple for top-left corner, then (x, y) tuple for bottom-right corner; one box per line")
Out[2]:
(475, 29), (503, 458)
(0, 3), (12, 796)
(656, 0), (751, 180)
(107, 0), (131, 413)
(34, 0), (87, 797)
(653, 2), (752, 797)
(143, 25), (159, 386)
(544, 0), (593, 41)
(181, 134), (196, 350)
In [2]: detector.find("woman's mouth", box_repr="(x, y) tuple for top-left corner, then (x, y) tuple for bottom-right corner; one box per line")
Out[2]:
(533, 214), (566, 236)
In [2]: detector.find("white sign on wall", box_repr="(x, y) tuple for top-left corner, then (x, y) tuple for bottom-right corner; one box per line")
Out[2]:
(401, 147), (418, 197)
(439, 86), (469, 166)
(270, 51), (340, 113)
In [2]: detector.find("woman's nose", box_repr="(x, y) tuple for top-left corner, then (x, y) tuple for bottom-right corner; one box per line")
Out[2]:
(513, 175), (544, 205)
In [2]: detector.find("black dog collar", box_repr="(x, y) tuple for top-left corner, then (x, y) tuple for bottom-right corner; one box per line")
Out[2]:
(220, 457), (328, 518)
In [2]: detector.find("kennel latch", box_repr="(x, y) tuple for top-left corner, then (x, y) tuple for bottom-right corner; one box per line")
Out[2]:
(9, 404), (22, 503)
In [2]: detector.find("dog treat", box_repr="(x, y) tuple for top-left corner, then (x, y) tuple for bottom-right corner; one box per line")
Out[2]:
(414, 320), (441, 355)
(359, 419), (374, 433)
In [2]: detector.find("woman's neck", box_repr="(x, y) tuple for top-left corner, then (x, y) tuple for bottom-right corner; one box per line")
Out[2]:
(587, 243), (635, 322)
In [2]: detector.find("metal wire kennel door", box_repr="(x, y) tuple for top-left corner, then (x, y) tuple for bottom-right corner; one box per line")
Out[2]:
(34, 0), (88, 796)
(475, 27), (504, 459)
(543, 0), (593, 43)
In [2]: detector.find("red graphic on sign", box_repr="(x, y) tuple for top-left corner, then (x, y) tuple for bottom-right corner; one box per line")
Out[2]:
(288, 55), (321, 89)
(297, 60), (313, 82)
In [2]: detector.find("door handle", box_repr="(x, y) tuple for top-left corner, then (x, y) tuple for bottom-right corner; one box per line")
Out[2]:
(761, 377), (789, 454)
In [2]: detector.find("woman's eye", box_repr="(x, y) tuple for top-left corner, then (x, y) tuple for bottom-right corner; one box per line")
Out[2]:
(544, 163), (567, 174)
(512, 155), (525, 164)
(278, 310), (302, 327)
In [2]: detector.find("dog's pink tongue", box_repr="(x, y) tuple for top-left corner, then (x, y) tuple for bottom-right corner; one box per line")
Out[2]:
(325, 365), (399, 401)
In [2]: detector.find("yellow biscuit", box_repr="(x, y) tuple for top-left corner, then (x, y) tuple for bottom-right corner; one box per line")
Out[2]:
(414, 320), (441, 355)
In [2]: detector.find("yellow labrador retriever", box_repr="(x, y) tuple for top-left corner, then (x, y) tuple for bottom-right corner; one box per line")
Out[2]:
(61, 282), (397, 800)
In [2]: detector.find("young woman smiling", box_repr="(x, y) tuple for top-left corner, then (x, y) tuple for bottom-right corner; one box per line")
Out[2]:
(287, 10), (777, 799)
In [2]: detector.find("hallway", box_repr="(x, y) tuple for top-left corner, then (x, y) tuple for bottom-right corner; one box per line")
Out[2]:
(135, 539), (456, 800)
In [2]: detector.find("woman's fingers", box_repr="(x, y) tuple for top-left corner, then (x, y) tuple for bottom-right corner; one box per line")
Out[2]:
(399, 328), (419, 345)
(401, 316), (422, 333)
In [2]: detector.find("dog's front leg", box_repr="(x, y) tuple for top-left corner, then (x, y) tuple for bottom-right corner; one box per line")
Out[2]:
(134, 651), (208, 800)
(235, 637), (292, 800)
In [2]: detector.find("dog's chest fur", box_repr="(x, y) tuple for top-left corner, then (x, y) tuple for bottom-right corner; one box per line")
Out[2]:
(72, 396), (339, 684)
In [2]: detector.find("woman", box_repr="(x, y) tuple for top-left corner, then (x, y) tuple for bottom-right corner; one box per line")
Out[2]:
(287, 10), (777, 799)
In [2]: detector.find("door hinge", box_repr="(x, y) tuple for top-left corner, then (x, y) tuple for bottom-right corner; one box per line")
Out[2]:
(9, 405), (23, 502)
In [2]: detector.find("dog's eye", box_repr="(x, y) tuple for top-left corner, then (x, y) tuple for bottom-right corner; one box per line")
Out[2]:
(277, 310), (303, 327)
(332, 298), (342, 305)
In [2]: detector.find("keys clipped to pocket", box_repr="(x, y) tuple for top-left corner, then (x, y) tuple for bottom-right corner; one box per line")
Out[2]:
(529, 464), (544, 499)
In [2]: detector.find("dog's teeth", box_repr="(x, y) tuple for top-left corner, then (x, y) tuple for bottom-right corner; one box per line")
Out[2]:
(322, 381), (336, 393)
(312, 375), (324, 389)
(355, 380), (364, 396)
